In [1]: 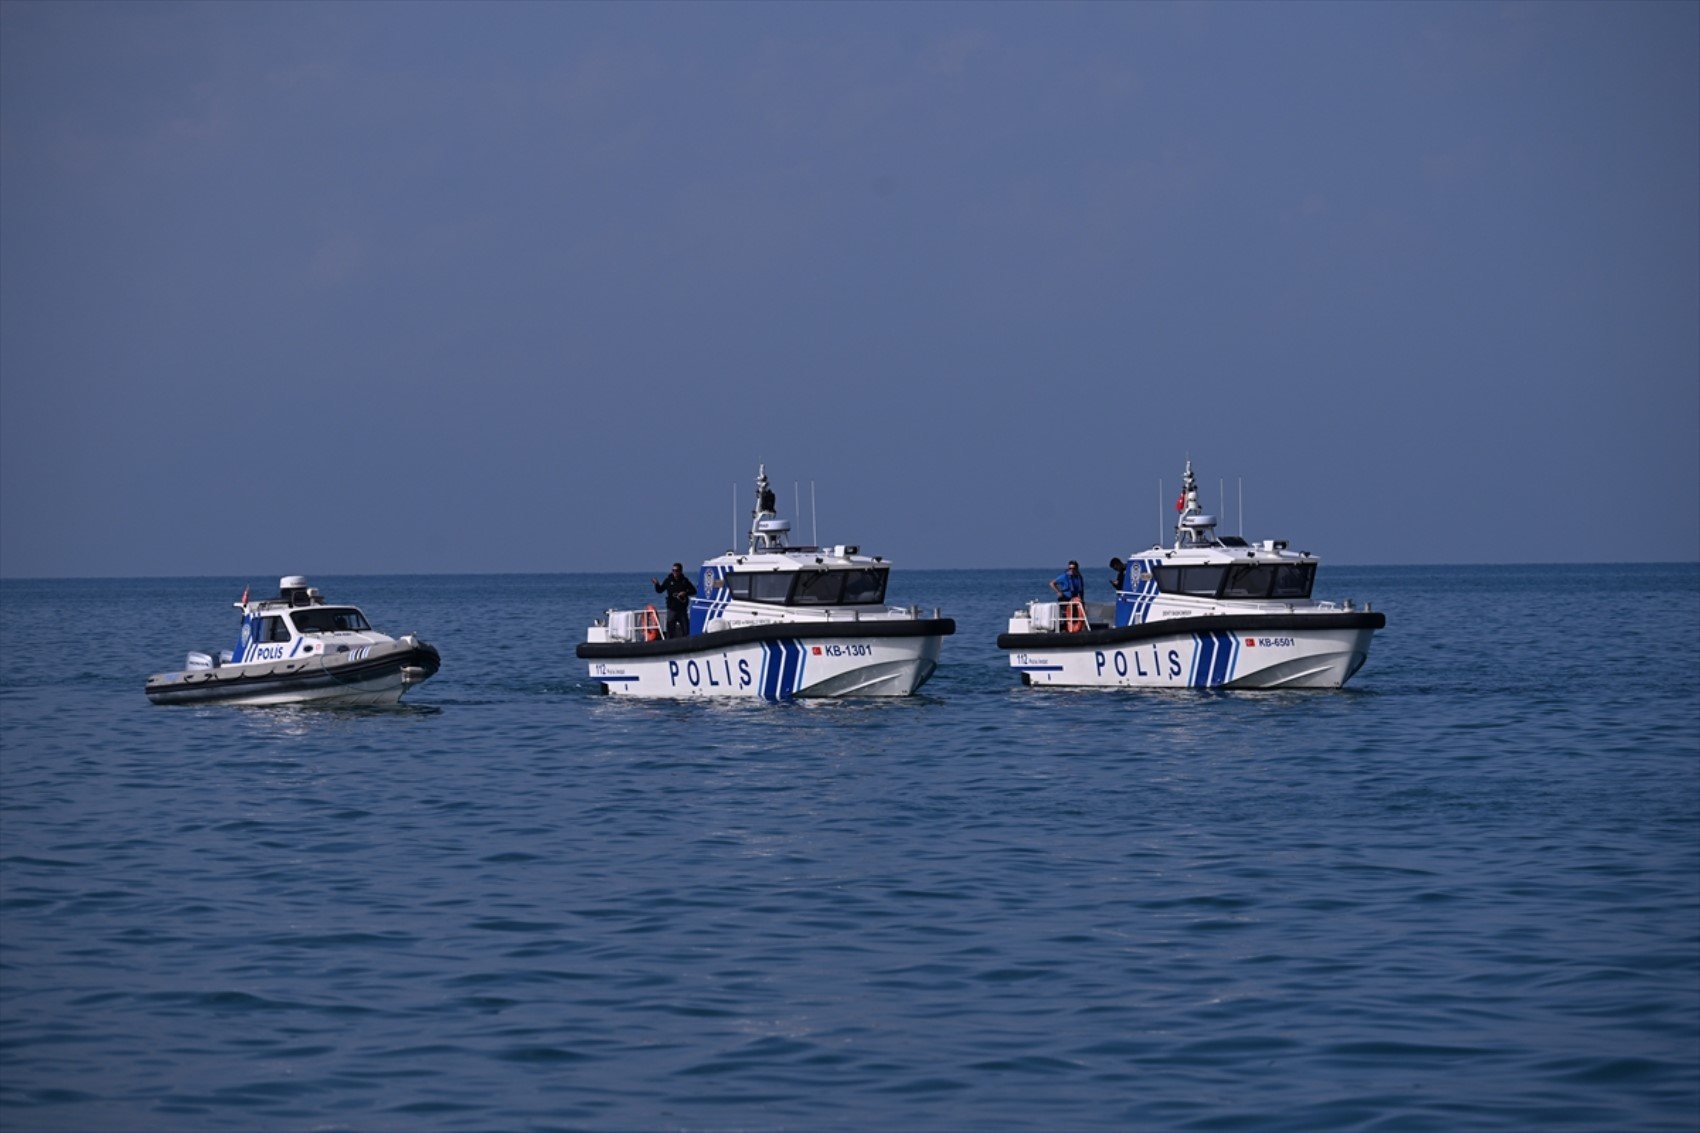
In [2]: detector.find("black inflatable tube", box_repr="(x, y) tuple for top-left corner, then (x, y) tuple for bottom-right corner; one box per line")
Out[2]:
(996, 611), (1385, 651)
(577, 617), (956, 660)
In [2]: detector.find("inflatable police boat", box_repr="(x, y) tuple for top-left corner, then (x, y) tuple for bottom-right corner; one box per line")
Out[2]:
(998, 461), (1384, 689)
(578, 465), (954, 699)
(145, 576), (441, 706)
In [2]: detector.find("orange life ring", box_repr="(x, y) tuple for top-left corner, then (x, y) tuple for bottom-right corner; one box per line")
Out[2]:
(1062, 598), (1087, 633)
(641, 605), (661, 642)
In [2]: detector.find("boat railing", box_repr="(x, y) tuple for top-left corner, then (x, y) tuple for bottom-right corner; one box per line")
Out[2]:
(600, 606), (663, 643)
(592, 602), (943, 643)
(711, 603), (939, 624)
(1023, 599), (1112, 633)
(812, 604), (937, 622)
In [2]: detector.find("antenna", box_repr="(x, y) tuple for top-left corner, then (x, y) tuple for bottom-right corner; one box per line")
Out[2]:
(1220, 478), (1225, 522)
(1238, 477), (1244, 538)
(1157, 478), (1163, 546)
(811, 481), (818, 547)
(731, 482), (738, 551)
(793, 481), (800, 530)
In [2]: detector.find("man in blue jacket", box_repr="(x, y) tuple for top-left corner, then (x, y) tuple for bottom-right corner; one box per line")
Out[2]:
(1050, 561), (1084, 603)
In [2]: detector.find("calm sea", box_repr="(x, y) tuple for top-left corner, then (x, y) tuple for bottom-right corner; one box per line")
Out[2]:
(2, 565), (1696, 1132)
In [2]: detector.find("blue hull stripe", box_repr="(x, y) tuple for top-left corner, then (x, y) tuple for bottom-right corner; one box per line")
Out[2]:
(780, 640), (802, 700)
(1190, 631), (1240, 687)
(757, 640), (805, 701)
(1215, 632), (1237, 685)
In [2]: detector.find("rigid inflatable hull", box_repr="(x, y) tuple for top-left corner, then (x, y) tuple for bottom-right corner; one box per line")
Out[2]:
(145, 641), (441, 706)
(998, 612), (1384, 690)
(578, 619), (953, 700)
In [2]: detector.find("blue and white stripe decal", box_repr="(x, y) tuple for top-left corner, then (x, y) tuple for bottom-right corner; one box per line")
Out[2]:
(693, 565), (735, 632)
(1189, 631), (1240, 687)
(758, 640), (807, 701)
(237, 612), (258, 663)
(1115, 558), (1164, 627)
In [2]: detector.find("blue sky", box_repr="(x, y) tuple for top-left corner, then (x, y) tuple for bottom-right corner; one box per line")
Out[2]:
(2, 1), (1695, 576)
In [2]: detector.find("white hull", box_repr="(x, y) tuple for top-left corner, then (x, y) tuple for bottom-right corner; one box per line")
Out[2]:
(1001, 458), (1383, 691)
(582, 465), (953, 700)
(588, 634), (943, 700)
(197, 671), (418, 707)
(147, 639), (440, 706)
(147, 579), (440, 707)
(1007, 624), (1377, 690)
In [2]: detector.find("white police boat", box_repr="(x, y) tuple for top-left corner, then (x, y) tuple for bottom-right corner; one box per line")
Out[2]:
(998, 461), (1384, 689)
(578, 466), (954, 699)
(145, 576), (441, 706)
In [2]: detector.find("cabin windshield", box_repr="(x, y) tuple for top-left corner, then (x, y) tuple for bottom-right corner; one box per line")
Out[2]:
(1154, 562), (1315, 600)
(724, 567), (890, 606)
(791, 567), (889, 606)
(840, 568), (888, 605)
(792, 570), (843, 605)
(1271, 562), (1316, 599)
(289, 607), (372, 634)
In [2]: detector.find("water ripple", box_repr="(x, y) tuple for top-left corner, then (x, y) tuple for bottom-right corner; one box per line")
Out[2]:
(2, 567), (1696, 1132)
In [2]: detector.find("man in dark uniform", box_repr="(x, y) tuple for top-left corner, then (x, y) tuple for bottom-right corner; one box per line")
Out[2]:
(651, 563), (697, 639)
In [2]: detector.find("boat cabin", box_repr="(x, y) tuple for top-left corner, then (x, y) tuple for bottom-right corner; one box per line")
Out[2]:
(226, 576), (386, 666)
(1132, 460), (1321, 602)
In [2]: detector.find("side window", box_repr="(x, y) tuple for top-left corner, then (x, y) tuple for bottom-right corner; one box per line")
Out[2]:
(288, 607), (370, 633)
(261, 616), (292, 643)
(1177, 565), (1226, 597)
(1155, 566), (1227, 597)
(726, 574), (752, 600)
(750, 573), (793, 604)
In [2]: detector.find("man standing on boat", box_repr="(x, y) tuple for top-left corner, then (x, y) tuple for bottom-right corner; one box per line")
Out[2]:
(1051, 561), (1085, 603)
(652, 563), (697, 639)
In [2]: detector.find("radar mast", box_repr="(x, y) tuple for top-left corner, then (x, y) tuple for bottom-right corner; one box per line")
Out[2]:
(749, 464), (790, 552)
